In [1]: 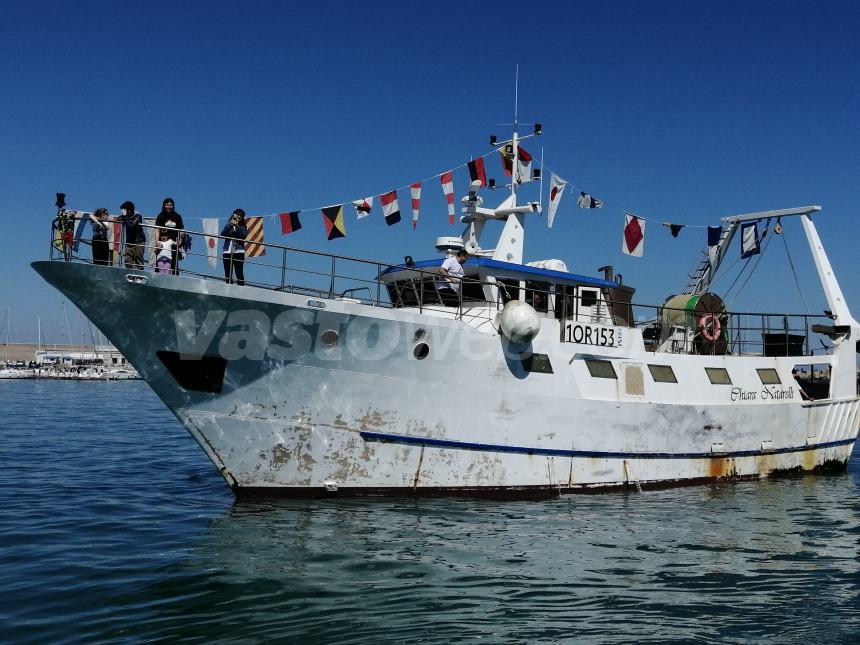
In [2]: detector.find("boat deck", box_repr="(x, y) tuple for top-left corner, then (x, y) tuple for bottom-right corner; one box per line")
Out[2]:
(45, 217), (836, 359)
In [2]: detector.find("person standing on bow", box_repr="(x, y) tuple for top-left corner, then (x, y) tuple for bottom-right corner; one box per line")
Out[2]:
(88, 207), (111, 266)
(155, 197), (184, 274)
(221, 208), (248, 285)
(120, 200), (145, 269)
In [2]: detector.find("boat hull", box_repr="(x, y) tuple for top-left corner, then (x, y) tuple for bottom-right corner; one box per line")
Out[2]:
(32, 261), (859, 497)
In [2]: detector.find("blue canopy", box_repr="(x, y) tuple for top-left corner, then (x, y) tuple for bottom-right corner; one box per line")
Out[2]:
(380, 257), (619, 289)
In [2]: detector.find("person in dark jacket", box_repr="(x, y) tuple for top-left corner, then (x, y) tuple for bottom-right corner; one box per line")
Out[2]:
(120, 200), (145, 269)
(155, 197), (184, 274)
(88, 207), (111, 266)
(221, 208), (248, 285)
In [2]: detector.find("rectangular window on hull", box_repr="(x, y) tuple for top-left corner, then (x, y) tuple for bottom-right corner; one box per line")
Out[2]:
(585, 359), (617, 379)
(705, 367), (732, 385)
(648, 364), (678, 383)
(522, 353), (553, 373)
(757, 368), (781, 385)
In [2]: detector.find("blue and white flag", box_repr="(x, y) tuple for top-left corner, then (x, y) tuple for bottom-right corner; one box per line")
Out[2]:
(72, 212), (88, 252)
(740, 222), (760, 258)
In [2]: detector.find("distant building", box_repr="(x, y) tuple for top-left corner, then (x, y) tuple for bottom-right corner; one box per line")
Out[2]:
(35, 345), (131, 367)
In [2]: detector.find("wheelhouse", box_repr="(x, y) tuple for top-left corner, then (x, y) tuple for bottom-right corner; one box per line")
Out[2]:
(380, 257), (636, 327)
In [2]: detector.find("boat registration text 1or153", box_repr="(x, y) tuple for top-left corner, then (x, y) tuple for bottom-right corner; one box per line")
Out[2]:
(562, 322), (622, 348)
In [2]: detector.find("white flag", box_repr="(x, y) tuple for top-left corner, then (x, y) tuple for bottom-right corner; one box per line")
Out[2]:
(740, 222), (760, 258)
(352, 196), (373, 220)
(202, 218), (220, 268)
(547, 174), (567, 228)
(516, 147), (534, 184)
(143, 217), (157, 265)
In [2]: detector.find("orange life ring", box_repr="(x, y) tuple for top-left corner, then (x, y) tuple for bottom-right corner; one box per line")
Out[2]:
(698, 313), (721, 342)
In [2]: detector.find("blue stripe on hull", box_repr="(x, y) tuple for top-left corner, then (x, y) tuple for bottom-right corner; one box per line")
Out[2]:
(359, 431), (856, 460)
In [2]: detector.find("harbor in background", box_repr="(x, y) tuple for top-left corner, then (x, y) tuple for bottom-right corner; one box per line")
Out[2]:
(1, 343), (140, 380)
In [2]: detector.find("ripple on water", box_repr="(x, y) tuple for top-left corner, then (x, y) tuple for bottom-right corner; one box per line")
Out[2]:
(0, 380), (858, 643)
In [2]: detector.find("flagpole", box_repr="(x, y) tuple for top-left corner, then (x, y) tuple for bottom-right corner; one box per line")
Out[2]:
(511, 64), (519, 204)
(539, 146), (544, 212)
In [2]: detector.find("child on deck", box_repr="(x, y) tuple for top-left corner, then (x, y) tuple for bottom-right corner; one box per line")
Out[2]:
(155, 231), (176, 273)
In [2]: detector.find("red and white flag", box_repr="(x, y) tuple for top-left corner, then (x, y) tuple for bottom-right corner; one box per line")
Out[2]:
(202, 218), (220, 267)
(547, 174), (567, 228)
(440, 171), (455, 224)
(380, 190), (401, 226)
(516, 146), (533, 184)
(622, 213), (645, 257)
(410, 182), (421, 229)
(352, 196), (373, 220)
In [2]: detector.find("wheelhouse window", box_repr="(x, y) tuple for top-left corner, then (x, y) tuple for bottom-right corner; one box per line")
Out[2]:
(461, 276), (487, 303)
(648, 364), (678, 383)
(386, 273), (487, 308)
(585, 359), (617, 379)
(705, 367), (732, 385)
(497, 279), (520, 304)
(555, 286), (574, 319)
(525, 281), (550, 313)
(580, 289), (598, 308)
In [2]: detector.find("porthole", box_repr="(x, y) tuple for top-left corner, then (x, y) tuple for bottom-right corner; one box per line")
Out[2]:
(413, 342), (430, 360)
(320, 329), (339, 346)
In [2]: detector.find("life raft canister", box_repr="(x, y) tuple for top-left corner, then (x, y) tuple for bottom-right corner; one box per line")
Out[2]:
(698, 313), (721, 342)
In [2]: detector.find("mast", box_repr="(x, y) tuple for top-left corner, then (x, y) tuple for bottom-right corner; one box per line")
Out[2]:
(461, 70), (542, 264)
(62, 302), (71, 348)
(511, 63), (519, 204)
(4, 305), (9, 364)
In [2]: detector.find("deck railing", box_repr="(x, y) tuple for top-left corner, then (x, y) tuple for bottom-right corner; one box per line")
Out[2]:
(49, 213), (833, 357)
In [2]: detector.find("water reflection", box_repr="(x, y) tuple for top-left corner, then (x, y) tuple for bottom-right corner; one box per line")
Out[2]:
(153, 473), (860, 643)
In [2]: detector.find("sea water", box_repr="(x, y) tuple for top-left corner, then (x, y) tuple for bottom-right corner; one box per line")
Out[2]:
(1, 380), (858, 643)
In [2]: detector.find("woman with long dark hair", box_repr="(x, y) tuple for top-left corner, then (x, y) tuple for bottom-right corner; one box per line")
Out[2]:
(155, 197), (184, 274)
(221, 208), (248, 285)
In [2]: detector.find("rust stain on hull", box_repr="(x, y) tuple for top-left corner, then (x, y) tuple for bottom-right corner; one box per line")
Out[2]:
(803, 448), (816, 471)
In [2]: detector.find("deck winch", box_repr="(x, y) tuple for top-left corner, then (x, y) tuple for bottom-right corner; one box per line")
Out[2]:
(660, 293), (729, 354)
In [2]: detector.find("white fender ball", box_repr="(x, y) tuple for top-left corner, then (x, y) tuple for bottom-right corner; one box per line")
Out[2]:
(499, 300), (540, 344)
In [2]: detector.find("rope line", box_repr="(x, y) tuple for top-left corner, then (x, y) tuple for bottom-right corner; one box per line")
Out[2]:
(781, 230), (811, 314)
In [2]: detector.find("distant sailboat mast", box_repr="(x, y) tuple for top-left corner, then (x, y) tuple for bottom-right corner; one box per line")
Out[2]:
(2, 305), (10, 364)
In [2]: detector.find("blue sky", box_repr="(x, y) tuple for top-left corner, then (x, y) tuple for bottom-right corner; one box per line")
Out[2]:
(2, 0), (859, 343)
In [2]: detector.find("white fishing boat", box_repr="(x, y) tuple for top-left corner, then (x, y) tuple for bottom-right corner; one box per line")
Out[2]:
(32, 123), (859, 497)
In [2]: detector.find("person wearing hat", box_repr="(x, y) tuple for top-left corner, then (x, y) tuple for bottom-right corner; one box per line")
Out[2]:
(155, 197), (184, 274)
(220, 208), (248, 285)
(119, 200), (145, 269)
